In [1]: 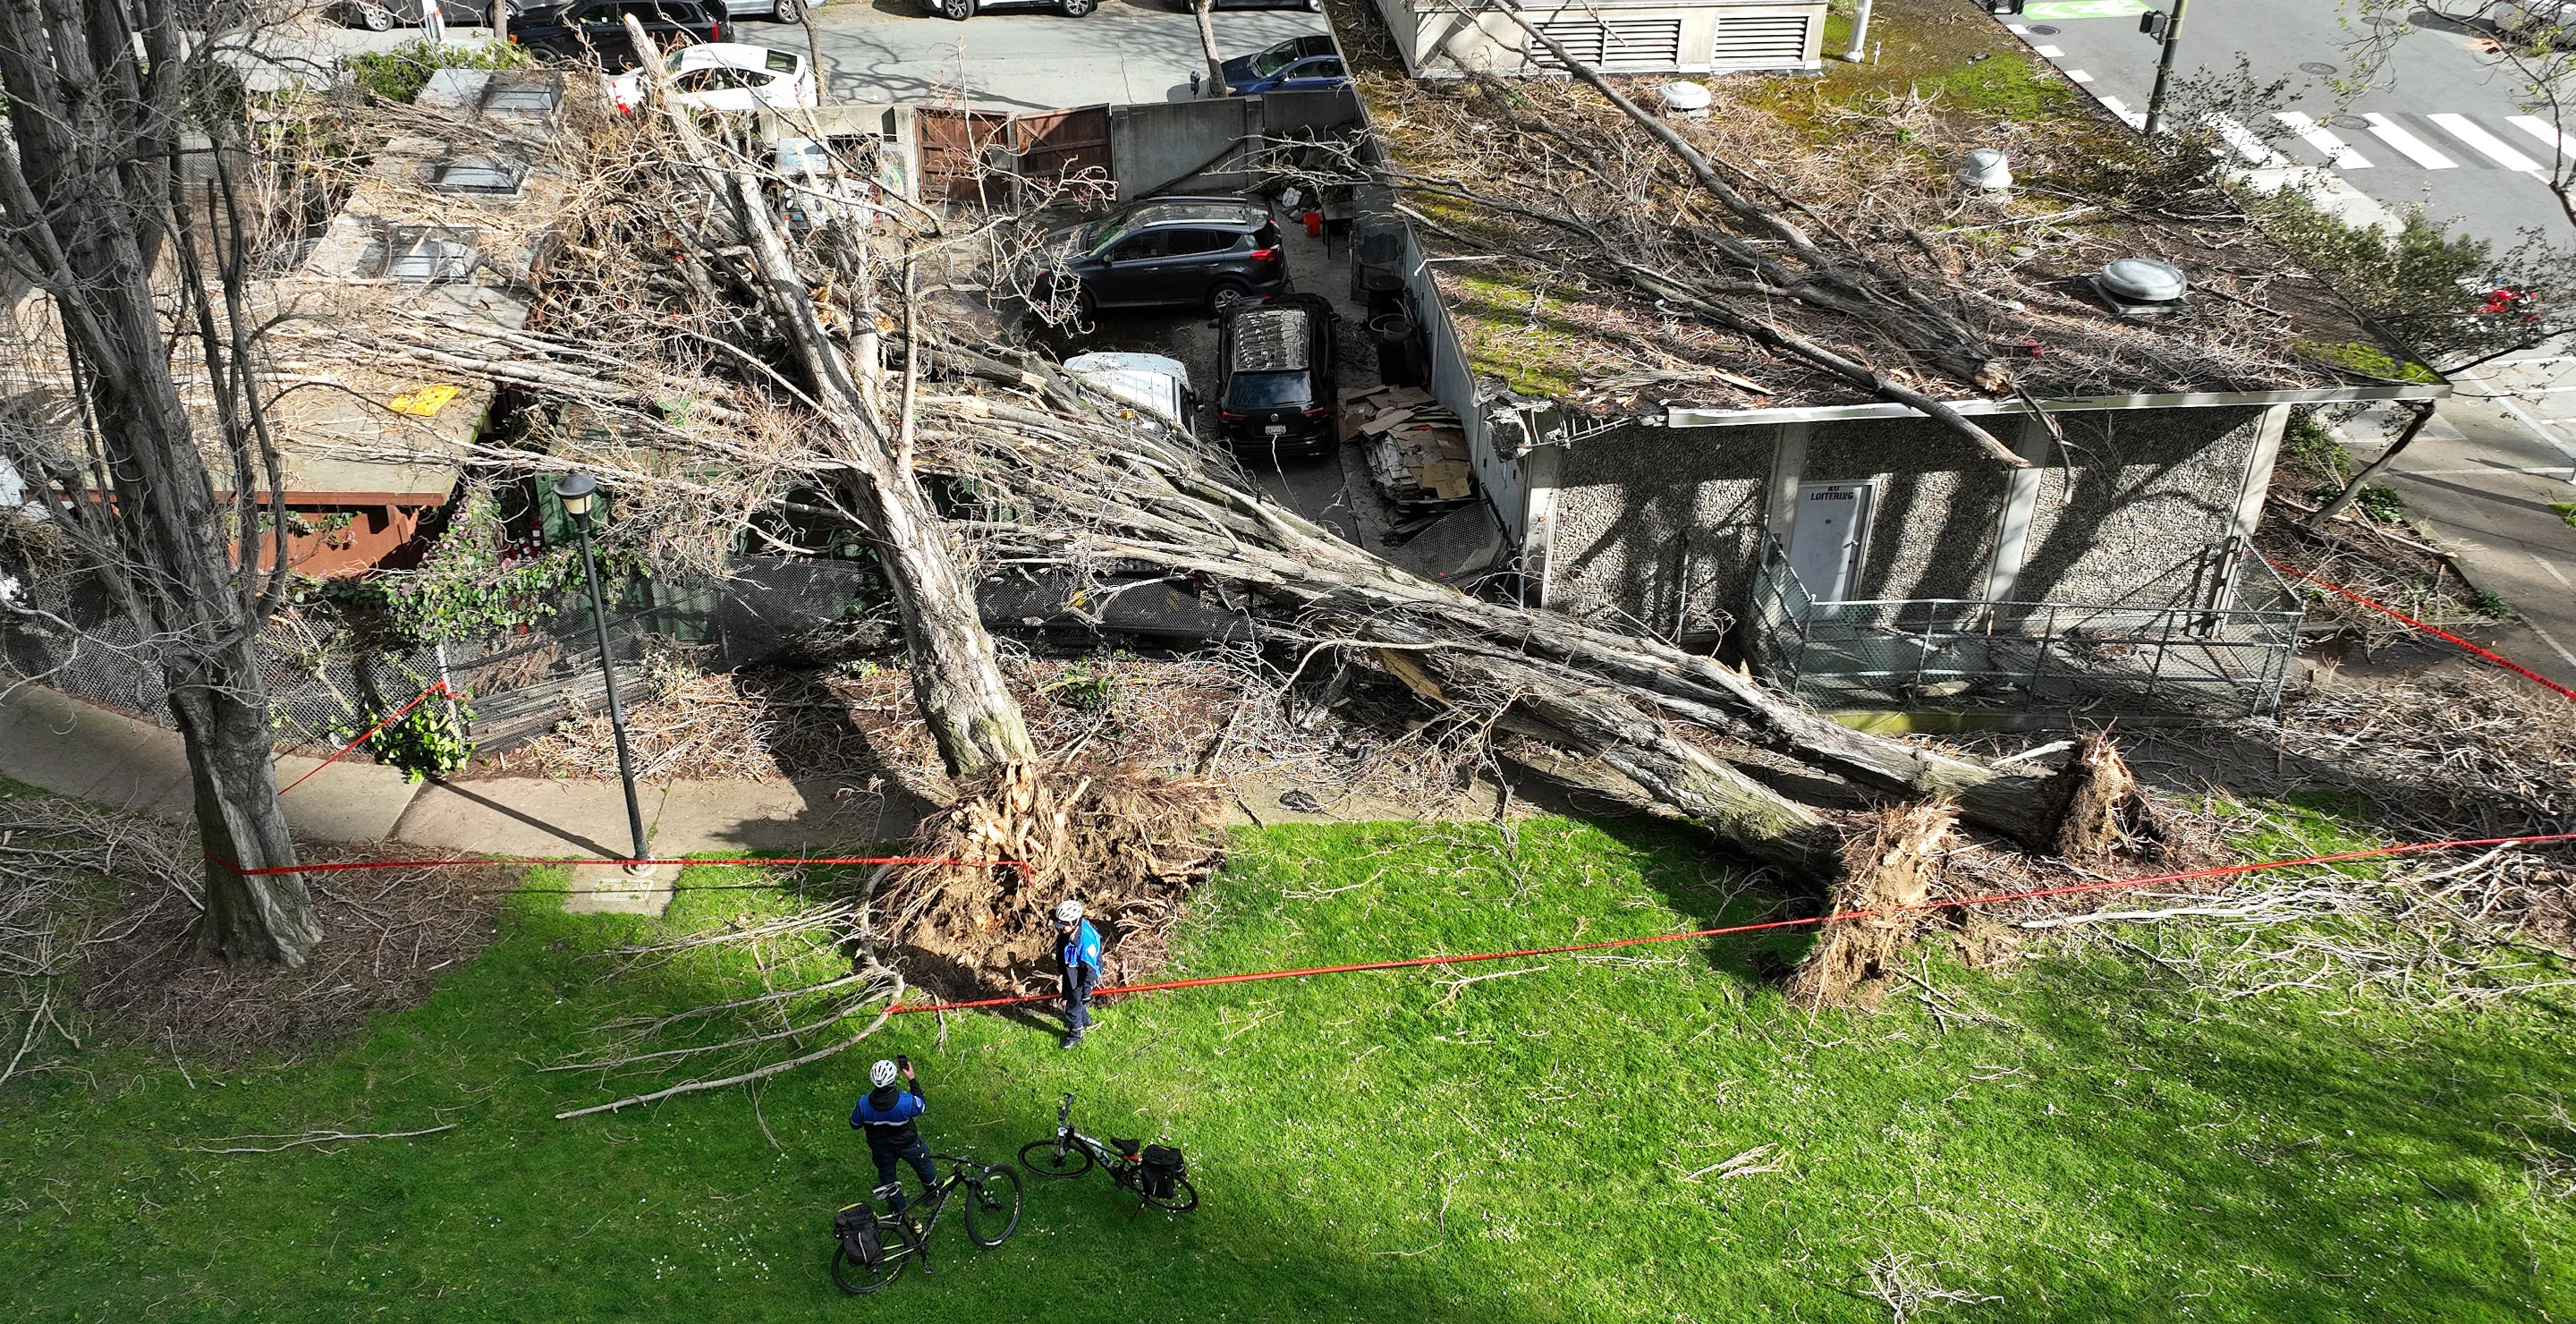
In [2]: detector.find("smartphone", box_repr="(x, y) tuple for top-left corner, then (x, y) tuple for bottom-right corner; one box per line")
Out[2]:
(895, 1054), (910, 1073)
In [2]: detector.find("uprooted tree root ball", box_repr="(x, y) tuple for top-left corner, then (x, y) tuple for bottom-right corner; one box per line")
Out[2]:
(883, 761), (1228, 997)
(1784, 802), (1959, 1010)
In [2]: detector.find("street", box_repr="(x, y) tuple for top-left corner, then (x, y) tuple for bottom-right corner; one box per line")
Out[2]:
(803, 0), (1326, 109)
(1991, 0), (2571, 250)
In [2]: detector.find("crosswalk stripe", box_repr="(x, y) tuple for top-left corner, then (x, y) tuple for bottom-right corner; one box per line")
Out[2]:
(2507, 115), (2576, 161)
(2273, 111), (2372, 169)
(2428, 113), (2545, 172)
(2034, 43), (2065, 55)
(2204, 114), (2292, 167)
(2360, 113), (2458, 169)
(2098, 96), (2146, 130)
(2065, 68), (2093, 82)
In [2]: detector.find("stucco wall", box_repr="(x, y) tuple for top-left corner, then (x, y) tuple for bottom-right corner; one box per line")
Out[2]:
(1544, 420), (1769, 639)
(1531, 404), (2273, 633)
(2014, 406), (2266, 608)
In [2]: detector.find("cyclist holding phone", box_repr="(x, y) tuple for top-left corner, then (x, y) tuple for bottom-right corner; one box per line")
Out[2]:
(851, 1056), (936, 1211)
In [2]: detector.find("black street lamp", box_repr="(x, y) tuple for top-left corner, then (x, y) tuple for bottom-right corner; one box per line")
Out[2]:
(555, 471), (650, 873)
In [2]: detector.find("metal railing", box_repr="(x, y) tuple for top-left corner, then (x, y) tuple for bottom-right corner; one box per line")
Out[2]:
(1747, 537), (2303, 718)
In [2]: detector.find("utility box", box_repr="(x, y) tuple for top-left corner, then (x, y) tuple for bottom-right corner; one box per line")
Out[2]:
(1374, 0), (1827, 78)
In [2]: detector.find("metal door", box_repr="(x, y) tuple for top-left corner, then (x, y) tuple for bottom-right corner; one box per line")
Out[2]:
(1012, 106), (1114, 204)
(915, 106), (1013, 202)
(1786, 480), (1873, 602)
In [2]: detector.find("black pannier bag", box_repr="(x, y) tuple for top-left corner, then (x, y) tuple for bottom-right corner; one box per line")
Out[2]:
(1140, 1144), (1187, 1199)
(834, 1202), (885, 1265)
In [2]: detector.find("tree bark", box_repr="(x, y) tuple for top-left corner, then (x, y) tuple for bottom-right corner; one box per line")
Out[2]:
(632, 18), (1037, 778)
(1192, 0), (1228, 94)
(0, 0), (318, 963)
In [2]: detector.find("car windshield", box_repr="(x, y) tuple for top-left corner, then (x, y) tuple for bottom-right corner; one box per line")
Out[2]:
(1252, 41), (1304, 77)
(1225, 370), (1310, 410)
(1081, 215), (1136, 255)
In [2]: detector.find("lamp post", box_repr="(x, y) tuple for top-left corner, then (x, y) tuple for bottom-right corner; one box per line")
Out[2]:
(555, 472), (650, 874)
(2141, 0), (2189, 137)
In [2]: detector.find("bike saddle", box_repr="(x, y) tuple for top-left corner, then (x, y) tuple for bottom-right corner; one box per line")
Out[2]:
(1109, 1137), (1143, 1158)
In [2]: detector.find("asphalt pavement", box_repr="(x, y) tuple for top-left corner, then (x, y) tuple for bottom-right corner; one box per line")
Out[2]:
(1987, 0), (2571, 250)
(798, 0), (1326, 108)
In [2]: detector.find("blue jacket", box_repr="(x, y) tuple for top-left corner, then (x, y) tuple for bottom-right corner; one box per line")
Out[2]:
(851, 1083), (927, 1150)
(1061, 919), (1103, 973)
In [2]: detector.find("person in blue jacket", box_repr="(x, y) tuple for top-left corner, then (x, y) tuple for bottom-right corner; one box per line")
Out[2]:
(850, 1057), (936, 1210)
(1055, 898), (1103, 1049)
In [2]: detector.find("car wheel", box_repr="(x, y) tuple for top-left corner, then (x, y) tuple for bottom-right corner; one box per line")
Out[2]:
(774, 0), (801, 19)
(1205, 280), (1250, 313)
(352, 2), (394, 30)
(1305, 0), (1321, 10)
(937, 0), (972, 18)
(1060, 0), (1093, 13)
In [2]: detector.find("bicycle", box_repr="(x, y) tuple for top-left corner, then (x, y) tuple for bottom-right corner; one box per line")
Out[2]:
(1017, 1091), (1199, 1212)
(828, 1152), (1024, 1294)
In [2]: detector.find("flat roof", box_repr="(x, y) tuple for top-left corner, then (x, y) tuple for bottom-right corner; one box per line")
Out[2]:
(1335, 0), (2436, 419)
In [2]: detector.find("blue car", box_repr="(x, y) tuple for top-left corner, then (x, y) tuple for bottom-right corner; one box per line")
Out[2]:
(1220, 36), (1348, 96)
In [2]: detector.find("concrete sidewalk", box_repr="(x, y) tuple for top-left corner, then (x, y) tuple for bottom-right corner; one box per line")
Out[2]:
(2329, 386), (2576, 691)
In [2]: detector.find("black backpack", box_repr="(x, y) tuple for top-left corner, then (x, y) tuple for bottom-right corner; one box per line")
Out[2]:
(1140, 1144), (1187, 1199)
(833, 1202), (884, 1266)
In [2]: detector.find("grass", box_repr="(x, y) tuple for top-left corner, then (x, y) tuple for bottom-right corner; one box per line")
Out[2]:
(2553, 501), (2576, 530)
(6, 818), (2576, 1320)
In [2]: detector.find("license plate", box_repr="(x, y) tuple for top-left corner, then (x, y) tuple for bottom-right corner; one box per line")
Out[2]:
(1264, 424), (1286, 437)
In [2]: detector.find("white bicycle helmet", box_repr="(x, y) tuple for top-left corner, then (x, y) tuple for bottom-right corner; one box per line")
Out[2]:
(1055, 898), (1085, 923)
(869, 1058), (900, 1089)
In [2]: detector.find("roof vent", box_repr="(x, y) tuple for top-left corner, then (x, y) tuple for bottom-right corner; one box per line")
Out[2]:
(2091, 258), (2189, 317)
(1953, 148), (2012, 191)
(1659, 81), (1711, 119)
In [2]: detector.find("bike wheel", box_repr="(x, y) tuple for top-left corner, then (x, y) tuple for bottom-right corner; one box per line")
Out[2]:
(1140, 1173), (1199, 1213)
(963, 1165), (1024, 1246)
(828, 1223), (909, 1294)
(1019, 1138), (1095, 1178)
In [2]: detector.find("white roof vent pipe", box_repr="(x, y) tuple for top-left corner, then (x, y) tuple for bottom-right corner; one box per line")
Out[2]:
(1953, 148), (2012, 191)
(2092, 258), (2190, 317)
(1659, 81), (1711, 119)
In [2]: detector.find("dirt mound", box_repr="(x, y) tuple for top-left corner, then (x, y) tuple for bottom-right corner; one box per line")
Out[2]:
(881, 761), (1226, 998)
(1784, 802), (1956, 1010)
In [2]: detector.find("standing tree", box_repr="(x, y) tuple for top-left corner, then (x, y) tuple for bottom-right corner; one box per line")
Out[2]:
(0, 0), (319, 963)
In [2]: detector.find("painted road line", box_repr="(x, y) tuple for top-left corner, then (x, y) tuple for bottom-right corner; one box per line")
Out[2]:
(2065, 68), (2093, 82)
(2428, 113), (2546, 174)
(2033, 43), (2064, 55)
(2022, 0), (2148, 18)
(2204, 115), (2292, 168)
(2361, 113), (2459, 169)
(2274, 111), (2371, 169)
(2005, 22), (2029, 32)
(2098, 96), (2146, 130)
(2507, 115), (2576, 160)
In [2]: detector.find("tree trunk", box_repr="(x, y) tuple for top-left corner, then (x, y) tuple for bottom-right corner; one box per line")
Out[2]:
(632, 18), (1037, 778)
(0, 0), (318, 964)
(1192, 0), (1227, 94)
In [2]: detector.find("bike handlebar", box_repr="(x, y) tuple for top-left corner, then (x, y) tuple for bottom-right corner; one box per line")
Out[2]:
(1057, 1091), (1074, 1123)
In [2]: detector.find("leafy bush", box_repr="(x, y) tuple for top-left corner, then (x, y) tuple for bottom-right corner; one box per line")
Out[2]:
(340, 696), (478, 783)
(334, 486), (638, 643)
(2256, 190), (2576, 370)
(345, 38), (536, 105)
(2353, 484), (2407, 523)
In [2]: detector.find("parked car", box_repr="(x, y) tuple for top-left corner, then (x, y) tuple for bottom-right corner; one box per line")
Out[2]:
(1036, 196), (1287, 316)
(1065, 352), (1197, 431)
(507, 0), (729, 69)
(1215, 293), (1337, 460)
(333, 0), (516, 30)
(922, 0), (1095, 20)
(603, 42), (813, 111)
(1219, 35), (1347, 95)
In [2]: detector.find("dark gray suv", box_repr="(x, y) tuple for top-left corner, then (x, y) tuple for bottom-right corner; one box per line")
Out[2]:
(1041, 197), (1288, 316)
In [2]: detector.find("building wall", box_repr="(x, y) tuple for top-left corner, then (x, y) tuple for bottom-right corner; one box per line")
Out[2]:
(1379, 0), (1826, 77)
(1531, 404), (2283, 635)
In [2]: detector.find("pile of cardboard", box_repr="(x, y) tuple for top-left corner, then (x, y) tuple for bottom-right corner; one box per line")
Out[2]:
(1341, 385), (1476, 510)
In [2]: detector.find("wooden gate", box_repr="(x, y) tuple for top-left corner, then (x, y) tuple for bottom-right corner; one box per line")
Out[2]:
(1011, 106), (1114, 205)
(914, 106), (1014, 203)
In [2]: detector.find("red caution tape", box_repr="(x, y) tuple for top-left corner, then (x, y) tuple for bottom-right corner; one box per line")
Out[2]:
(2267, 555), (2576, 704)
(275, 682), (461, 796)
(206, 853), (1033, 880)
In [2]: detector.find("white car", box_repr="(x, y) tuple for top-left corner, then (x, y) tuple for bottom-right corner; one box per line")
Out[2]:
(603, 44), (816, 114)
(1065, 352), (1196, 431)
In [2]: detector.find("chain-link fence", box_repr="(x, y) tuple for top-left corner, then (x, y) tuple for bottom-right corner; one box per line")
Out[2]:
(0, 553), (887, 756)
(1748, 536), (2302, 719)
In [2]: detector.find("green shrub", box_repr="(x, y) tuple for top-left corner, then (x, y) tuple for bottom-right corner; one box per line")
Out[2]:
(2353, 484), (2407, 523)
(2256, 190), (2576, 370)
(345, 38), (536, 105)
(336, 695), (478, 783)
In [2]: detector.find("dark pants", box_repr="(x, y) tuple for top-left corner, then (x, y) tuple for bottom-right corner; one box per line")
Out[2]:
(870, 1136), (937, 1211)
(1063, 962), (1097, 1035)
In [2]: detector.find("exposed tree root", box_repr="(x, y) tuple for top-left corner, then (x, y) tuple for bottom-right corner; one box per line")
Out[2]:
(1784, 802), (1959, 1009)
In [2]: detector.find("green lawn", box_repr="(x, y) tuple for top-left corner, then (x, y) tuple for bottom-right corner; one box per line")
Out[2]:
(5, 818), (2574, 1321)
